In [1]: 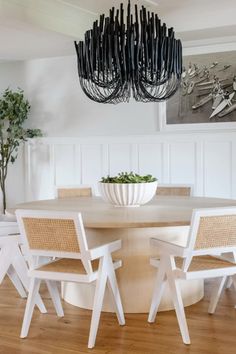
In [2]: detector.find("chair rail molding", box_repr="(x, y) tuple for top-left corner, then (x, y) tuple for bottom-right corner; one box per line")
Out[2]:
(24, 132), (236, 202)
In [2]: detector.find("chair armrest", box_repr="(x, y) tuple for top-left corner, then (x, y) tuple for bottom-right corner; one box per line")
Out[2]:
(150, 238), (187, 257)
(87, 240), (122, 260)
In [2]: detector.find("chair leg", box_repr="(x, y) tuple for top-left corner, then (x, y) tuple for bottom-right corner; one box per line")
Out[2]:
(35, 294), (47, 314)
(167, 271), (190, 345)
(0, 246), (12, 284)
(20, 277), (42, 338)
(208, 276), (227, 314)
(226, 276), (233, 289)
(12, 246), (29, 289)
(232, 274), (236, 289)
(45, 280), (64, 317)
(148, 261), (167, 323)
(12, 245), (47, 314)
(230, 274), (236, 309)
(7, 265), (27, 298)
(107, 256), (125, 326)
(88, 257), (108, 349)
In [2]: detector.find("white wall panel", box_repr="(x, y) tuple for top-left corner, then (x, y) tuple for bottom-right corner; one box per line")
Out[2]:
(81, 144), (103, 193)
(26, 143), (53, 201)
(169, 142), (196, 184)
(138, 143), (163, 182)
(54, 145), (75, 186)
(7, 146), (25, 208)
(204, 142), (232, 198)
(108, 144), (132, 176)
(23, 132), (236, 203)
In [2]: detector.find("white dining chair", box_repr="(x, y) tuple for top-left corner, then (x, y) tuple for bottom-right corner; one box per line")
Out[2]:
(207, 251), (236, 313)
(151, 184), (193, 270)
(148, 207), (236, 345)
(0, 221), (46, 312)
(0, 221), (27, 297)
(156, 184), (193, 197)
(56, 185), (93, 198)
(16, 209), (125, 349)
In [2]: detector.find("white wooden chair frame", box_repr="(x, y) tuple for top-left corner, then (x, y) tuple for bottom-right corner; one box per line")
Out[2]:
(0, 222), (46, 313)
(151, 183), (193, 269)
(208, 251), (236, 308)
(55, 185), (93, 199)
(156, 184), (194, 197)
(148, 207), (236, 345)
(16, 209), (125, 349)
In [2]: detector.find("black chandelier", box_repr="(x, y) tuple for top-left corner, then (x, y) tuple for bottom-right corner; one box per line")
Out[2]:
(74, 1), (182, 104)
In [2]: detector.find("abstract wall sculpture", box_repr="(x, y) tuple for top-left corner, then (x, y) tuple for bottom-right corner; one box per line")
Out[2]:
(167, 51), (236, 125)
(74, 1), (182, 104)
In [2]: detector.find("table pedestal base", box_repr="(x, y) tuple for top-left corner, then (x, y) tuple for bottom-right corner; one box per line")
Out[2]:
(62, 226), (204, 313)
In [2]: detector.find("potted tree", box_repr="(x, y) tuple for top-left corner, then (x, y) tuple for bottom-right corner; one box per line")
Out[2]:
(99, 172), (158, 207)
(0, 88), (42, 216)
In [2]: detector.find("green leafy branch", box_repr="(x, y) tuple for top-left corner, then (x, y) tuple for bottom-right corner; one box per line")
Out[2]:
(0, 88), (42, 212)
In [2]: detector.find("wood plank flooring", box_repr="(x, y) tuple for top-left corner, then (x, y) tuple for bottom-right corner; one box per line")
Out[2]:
(0, 278), (236, 354)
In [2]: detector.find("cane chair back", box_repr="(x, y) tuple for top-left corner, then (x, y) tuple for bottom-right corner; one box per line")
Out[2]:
(183, 207), (236, 272)
(57, 187), (92, 199)
(156, 184), (193, 197)
(16, 210), (93, 274)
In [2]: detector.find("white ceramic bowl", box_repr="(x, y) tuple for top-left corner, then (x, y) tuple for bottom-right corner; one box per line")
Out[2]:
(98, 181), (158, 207)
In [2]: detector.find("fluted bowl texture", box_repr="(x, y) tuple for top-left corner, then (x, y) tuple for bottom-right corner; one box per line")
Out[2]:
(98, 181), (158, 207)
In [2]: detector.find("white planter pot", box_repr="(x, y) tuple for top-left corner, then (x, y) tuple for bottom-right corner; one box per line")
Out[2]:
(98, 181), (158, 207)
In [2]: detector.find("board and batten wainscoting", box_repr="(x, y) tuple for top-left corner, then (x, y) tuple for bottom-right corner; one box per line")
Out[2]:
(24, 131), (236, 202)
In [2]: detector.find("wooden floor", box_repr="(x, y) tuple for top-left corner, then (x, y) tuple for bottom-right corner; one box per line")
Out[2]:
(0, 279), (236, 354)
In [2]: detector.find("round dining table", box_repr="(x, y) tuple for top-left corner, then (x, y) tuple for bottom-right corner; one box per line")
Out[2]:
(16, 195), (236, 313)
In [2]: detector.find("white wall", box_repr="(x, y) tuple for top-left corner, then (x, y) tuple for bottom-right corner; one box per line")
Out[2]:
(1, 54), (236, 209)
(0, 61), (25, 91)
(23, 55), (159, 137)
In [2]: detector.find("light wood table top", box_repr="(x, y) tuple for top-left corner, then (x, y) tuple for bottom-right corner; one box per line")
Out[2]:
(15, 196), (236, 229)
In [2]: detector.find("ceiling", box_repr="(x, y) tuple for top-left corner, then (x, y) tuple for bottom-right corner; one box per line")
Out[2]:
(0, 0), (236, 61)
(0, 21), (75, 61)
(56, 0), (160, 14)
